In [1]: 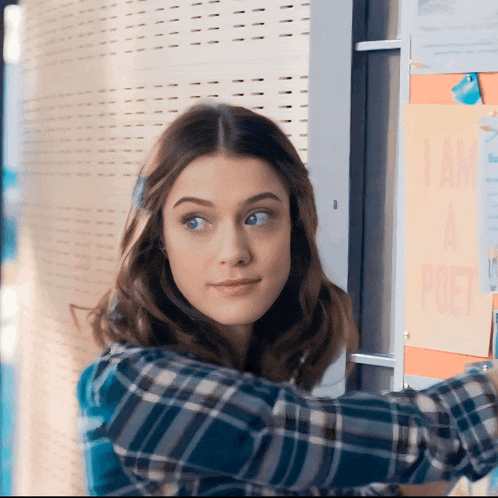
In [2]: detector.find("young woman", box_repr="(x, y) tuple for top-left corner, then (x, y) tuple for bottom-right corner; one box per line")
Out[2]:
(74, 102), (498, 496)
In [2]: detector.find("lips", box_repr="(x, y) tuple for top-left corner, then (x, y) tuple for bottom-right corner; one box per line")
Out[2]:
(213, 280), (260, 296)
(213, 279), (260, 286)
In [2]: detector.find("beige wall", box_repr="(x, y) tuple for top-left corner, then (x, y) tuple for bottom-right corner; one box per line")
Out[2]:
(14, 0), (310, 494)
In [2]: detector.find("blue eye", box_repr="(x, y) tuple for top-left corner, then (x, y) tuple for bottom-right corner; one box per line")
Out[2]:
(182, 211), (271, 232)
(246, 212), (270, 226)
(185, 216), (206, 231)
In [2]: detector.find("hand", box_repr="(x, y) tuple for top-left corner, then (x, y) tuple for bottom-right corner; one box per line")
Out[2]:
(398, 480), (457, 496)
(399, 367), (498, 496)
(485, 366), (498, 401)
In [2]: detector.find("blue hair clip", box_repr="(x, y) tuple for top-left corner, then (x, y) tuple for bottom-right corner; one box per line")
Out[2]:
(109, 298), (127, 322)
(133, 174), (147, 211)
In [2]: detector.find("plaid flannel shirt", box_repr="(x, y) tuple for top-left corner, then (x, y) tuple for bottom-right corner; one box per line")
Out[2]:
(77, 341), (498, 496)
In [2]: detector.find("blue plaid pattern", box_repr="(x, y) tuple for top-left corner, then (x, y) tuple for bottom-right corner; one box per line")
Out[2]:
(77, 341), (498, 496)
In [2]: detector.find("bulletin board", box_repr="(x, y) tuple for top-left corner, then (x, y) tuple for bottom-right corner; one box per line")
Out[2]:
(404, 73), (498, 379)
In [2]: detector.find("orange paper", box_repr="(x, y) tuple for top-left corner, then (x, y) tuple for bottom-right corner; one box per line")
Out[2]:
(403, 105), (495, 357)
(405, 346), (493, 380)
(410, 73), (498, 105)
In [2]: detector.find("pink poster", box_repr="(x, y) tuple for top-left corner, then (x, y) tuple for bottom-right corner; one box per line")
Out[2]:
(403, 105), (494, 356)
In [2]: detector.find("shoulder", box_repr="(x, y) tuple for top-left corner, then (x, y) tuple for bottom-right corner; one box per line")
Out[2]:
(77, 341), (301, 412)
(77, 341), (192, 396)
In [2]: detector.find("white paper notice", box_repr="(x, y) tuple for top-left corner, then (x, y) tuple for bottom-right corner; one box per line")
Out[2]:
(478, 115), (498, 293)
(412, 0), (498, 74)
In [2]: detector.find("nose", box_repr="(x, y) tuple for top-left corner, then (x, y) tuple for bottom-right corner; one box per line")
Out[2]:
(217, 221), (251, 266)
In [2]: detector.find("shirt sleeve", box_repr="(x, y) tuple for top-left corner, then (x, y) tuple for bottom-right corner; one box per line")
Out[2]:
(98, 351), (498, 493)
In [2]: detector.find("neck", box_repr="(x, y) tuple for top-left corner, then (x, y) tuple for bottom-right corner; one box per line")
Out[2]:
(217, 323), (252, 367)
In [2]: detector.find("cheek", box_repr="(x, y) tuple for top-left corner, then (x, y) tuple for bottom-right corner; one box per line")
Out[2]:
(168, 249), (204, 298)
(175, 247), (204, 269)
(168, 246), (214, 289)
(267, 229), (291, 261)
(259, 236), (291, 283)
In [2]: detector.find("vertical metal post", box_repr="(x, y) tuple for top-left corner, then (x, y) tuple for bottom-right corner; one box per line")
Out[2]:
(308, 0), (354, 395)
(391, 0), (416, 391)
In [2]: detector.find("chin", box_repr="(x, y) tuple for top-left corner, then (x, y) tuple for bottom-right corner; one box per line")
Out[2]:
(211, 315), (259, 327)
(207, 308), (265, 326)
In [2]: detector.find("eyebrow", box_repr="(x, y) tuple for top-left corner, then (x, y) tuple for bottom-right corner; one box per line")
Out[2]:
(173, 192), (283, 209)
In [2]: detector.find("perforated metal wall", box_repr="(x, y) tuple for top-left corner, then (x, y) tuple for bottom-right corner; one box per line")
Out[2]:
(15, 0), (311, 494)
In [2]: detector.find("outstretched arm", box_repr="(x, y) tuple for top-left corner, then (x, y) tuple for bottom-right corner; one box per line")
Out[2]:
(94, 348), (498, 493)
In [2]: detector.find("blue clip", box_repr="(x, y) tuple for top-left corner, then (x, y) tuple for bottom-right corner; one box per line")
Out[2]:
(133, 174), (147, 211)
(109, 298), (126, 322)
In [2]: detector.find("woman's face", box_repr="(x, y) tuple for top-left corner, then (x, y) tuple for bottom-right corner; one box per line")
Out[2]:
(162, 153), (292, 353)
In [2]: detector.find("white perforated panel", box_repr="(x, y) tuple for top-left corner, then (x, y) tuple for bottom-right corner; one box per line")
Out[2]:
(15, 0), (310, 494)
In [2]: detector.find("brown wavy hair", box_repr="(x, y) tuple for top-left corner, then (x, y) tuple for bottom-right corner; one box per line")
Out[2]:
(70, 101), (358, 392)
